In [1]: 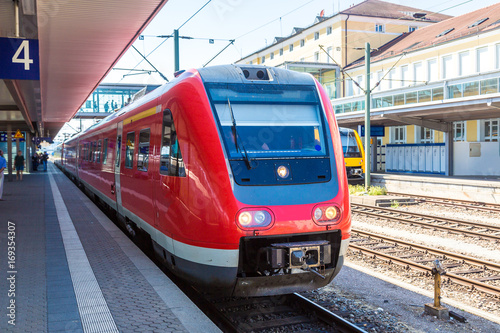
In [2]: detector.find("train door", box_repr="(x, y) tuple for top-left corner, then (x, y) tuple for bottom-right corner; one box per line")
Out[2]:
(114, 122), (124, 216)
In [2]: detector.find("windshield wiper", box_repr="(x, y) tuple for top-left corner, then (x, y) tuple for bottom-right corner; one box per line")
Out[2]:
(227, 98), (254, 169)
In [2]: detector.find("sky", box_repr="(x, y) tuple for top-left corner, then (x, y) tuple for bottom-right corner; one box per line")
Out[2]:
(103, 0), (500, 85)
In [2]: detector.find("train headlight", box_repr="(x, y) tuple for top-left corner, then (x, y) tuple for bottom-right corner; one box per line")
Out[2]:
(236, 209), (273, 229)
(312, 204), (342, 224)
(314, 208), (323, 220)
(254, 211), (266, 225)
(277, 165), (289, 178)
(325, 207), (338, 220)
(238, 212), (252, 226)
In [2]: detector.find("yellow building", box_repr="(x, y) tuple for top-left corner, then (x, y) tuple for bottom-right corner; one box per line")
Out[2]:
(237, 0), (449, 100)
(335, 2), (500, 176)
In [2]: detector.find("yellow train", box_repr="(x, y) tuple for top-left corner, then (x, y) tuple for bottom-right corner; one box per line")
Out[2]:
(339, 127), (365, 181)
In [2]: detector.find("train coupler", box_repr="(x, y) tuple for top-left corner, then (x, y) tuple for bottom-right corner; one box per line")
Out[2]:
(264, 240), (332, 273)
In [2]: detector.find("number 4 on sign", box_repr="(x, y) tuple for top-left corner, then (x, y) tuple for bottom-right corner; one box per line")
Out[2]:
(12, 40), (34, 70)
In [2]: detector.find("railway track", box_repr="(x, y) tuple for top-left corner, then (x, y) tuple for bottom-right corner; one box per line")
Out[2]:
(59, 164), (367, 333)
(387, 192), (500, 214)
(203, 293), (368, 333)
(351, 203), (500, 242)
(349, 229), (500, 297)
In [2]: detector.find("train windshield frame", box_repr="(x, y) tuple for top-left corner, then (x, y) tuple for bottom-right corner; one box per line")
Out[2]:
(339, 128), (361, 158)
(206, 83), (330, 160)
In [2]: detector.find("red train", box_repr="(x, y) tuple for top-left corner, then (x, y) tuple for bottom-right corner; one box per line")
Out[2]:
(56, 65), (351, 297)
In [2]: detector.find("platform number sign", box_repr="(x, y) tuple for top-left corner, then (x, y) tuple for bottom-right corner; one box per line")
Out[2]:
(0, 37), (40, 80)
(12, 40), (34, 70)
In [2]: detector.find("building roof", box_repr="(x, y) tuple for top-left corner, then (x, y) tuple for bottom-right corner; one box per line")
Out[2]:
(347, 2), (500, 69)
(341, 0), (450, 22)
(237, 0), (451, 62)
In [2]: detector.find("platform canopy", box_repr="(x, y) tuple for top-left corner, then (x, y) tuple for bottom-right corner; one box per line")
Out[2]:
(0, 0), (168, 137)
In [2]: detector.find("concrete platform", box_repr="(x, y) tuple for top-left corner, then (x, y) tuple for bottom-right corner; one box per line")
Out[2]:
(371, 173), (500, 205)
(350, 195), (416, 207)
(0, 164), (220, 333)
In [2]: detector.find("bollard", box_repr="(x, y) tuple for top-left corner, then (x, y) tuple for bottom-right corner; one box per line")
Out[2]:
(424, 259), (449, 320)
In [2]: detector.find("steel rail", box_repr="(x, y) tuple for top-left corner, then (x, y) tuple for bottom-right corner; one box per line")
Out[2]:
(350, 229), (500, 297)
(206, 293), (368, 333)
(352, 203), (500, 242)
(387, 192), (500, 213)
(291, 293), (368, 333)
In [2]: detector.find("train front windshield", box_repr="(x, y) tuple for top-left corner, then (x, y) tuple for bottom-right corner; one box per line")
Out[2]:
(339, 128), (361, 157)
(207, 83), (328, 159)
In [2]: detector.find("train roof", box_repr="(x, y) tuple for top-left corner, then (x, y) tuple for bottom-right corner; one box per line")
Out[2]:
(198, 64), (316, 85)
(65, 65), (316, 143)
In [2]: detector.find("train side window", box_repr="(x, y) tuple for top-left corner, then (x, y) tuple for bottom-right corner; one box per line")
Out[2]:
(137, 129), (150, 171)
(85, 143), (89, 161)
(125, 132), (135, 169)
(115, 135), (121, 168)
(160, 109), (186, 177)
(93, 141), (97, 162)
(89, 142), (94, 162)
(103, 139), (108, 165)
(97, 140), (102, 163)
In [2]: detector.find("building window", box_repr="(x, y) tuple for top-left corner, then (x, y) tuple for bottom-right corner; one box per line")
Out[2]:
(484, 119), (499, 142)
(314, 32), (319, 40)
(356, 75), (363, 95)
(427, 59), (438, 82)
(496, 44), (500, 69)
(409, 26), (417, 32)
(327, 26), (332, 35)
(137, 129), (150, 171)
(420, 127), (434, 143)
(375, 24), (384, 33)
(477, 47), (489, 73)
(413, 62), (423, 85)
(125, 132), (135, 169)
(453, 122), (466, 142)
(279, 48), (283, 56)
(289, 44), (294, 52)
(459, 51), (471, 76)
(85, 100), (92, 108)
(314, 51), (319, 62)
(300, 39), (305, 47)
(400, 65), (409, 87)
(261, 56), (265, 63)
(376, 71), (383, 91)
(387, 69), (395, 89)
(346, 79), (354, 97)
(270, 52), (274, 60)
(393, 126), (406, 144)
(326, 47), (333, 63)
(442, 55), (453, 79)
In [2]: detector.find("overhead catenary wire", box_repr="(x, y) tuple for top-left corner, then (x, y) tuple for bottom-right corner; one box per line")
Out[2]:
(319, 44), (365, 92)
(131, 45), (169, 82)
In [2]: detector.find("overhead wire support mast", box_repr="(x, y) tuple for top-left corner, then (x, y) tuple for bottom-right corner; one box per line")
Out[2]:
(131, 45), (169, 82)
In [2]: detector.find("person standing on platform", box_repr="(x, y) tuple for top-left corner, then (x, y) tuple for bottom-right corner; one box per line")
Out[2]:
(14, 150), (25, 181)
(32, 153), (38, 171)
(0, 149), (6, 201)
(42, 152), (49, 172)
